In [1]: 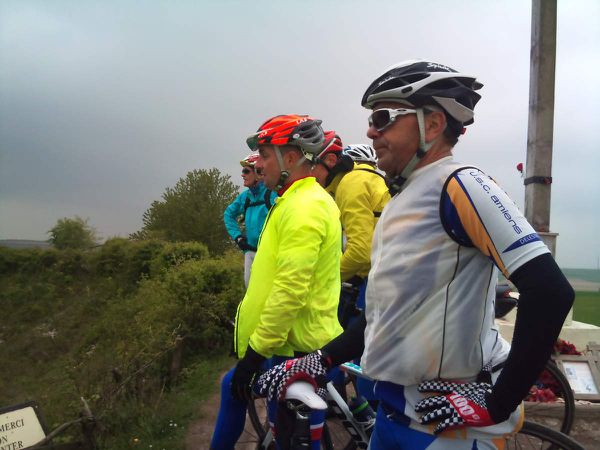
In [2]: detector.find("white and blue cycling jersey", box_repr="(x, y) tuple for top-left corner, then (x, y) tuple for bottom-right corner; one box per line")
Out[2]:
(362, 156), (549, 443)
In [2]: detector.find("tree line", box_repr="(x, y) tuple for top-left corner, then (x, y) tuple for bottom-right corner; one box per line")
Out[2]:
(48, 168), (239, 253)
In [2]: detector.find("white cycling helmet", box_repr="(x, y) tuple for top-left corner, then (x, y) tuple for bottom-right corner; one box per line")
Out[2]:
(362, 59), (483, 136)
(362, 60), (483, 194)
(343, 144), (377, 165)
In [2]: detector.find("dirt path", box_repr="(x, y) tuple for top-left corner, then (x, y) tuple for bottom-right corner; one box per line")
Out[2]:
(184, 372), (260, 450)
(184, 387), (220, 449)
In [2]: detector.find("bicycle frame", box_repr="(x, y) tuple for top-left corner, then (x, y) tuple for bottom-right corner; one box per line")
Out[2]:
(325, 383), (370, 446)
(255, 377), (370, 449)
(253, 360), (583, 450)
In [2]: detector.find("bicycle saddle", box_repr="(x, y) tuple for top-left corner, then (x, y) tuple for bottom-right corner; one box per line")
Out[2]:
(285, 381), (327, 410)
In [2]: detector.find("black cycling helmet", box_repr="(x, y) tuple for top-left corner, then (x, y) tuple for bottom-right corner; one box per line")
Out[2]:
(361, 60), (483, 136)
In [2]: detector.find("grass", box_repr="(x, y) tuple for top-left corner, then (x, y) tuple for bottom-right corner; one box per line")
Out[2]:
(573, 290), (600, 327)
(99, 353), (235, 450)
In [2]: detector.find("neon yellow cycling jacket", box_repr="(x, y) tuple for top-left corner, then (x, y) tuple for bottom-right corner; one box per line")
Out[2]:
(326, 163), (390, 281)
(234, 177), (343, 359)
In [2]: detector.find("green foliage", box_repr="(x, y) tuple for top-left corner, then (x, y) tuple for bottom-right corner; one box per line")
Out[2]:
(148, 241), (210, 276)
(48, 216), (98, 250)
(131, 168), (239, 255)
(0, 242), (244, 449)
(572, 290), (600, 327)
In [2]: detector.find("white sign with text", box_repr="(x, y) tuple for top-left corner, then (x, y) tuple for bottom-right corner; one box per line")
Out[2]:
(0, 406), (46, 450)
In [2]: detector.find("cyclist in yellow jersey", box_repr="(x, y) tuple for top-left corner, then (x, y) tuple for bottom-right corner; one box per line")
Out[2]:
(211, 114), (342, 450)
(312, 133), (390, 285)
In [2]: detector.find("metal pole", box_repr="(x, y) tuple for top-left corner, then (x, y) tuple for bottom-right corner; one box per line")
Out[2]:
(525, 0), (575, 325)
(525, 0), (557, 254)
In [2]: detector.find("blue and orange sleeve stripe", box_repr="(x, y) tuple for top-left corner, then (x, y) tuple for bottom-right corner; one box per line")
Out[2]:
(443, 176), (509, 278)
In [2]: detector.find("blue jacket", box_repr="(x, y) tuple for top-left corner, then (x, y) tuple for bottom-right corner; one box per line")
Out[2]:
(223, 182), (277, 251)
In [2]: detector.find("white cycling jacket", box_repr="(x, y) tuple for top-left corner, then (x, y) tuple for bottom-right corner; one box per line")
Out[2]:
(362, 156), (549, 385)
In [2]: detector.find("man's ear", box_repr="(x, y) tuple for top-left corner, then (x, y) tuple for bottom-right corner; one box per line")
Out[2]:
(283, 147), (302, 168)
(425, 110), (447, 142)
(324, 153), (338, 169)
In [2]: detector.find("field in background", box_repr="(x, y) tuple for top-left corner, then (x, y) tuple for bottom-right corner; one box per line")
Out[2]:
(562, 268), (600, 283)
(573, 291), (600, 327)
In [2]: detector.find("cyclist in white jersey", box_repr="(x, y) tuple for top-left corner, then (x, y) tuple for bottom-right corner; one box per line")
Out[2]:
(256, 60), (574, 449)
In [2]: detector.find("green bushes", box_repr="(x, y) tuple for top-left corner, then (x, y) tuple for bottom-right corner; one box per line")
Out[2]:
(0, 240), (244, 448)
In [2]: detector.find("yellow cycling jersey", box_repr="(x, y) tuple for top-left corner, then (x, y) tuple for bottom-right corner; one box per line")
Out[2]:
(326, 163), (390, 281)
(234, 177), (343, 359)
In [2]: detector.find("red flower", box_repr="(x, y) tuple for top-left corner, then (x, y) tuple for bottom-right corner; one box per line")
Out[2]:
(526, 386), (557, 403)
(553, 339), (582, 355)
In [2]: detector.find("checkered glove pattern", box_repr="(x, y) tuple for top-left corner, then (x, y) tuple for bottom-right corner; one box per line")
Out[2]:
(254, 352), (328, 402)
(414, 379), (495, 434)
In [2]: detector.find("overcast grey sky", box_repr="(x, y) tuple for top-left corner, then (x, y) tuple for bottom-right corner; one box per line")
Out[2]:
(1, 0), (599, 268)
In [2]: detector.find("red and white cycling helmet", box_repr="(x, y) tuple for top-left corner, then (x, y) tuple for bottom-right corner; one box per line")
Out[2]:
(240, 152), (259, 167)
(316, 130), (344, 160)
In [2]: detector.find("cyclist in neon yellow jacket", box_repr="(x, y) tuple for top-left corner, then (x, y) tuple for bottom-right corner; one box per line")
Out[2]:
(211, 114), (343, 450)
(312, 134), (389, 283)
(233, 173), (343, 359)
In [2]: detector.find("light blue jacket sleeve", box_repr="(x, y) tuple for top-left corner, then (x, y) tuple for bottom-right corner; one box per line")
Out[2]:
(223, 191), (247, 241)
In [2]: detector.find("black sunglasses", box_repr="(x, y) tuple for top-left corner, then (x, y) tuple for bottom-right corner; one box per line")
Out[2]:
(242, 168), (253, 174)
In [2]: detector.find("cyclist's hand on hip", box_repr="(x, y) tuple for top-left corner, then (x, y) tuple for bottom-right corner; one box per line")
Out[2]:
(231, 346), (265, 402)
(255, 351), (330, 402)
(415, 379), (496, 434)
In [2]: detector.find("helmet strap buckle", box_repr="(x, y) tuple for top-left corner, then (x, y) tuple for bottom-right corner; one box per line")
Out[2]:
(388, 108), (436, 195)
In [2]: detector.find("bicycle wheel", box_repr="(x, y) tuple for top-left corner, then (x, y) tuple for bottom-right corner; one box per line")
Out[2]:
(525, 361), (575, 435)
(243, 395), (273, 449)
(504, 421), (585, 450)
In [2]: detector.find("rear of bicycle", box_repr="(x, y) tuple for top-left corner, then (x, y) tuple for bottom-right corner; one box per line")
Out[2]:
(246, 379), (371, 450)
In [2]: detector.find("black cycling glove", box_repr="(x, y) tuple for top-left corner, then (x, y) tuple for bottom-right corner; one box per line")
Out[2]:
(231, 345), (266, 402)
(235, 236), (252, 252)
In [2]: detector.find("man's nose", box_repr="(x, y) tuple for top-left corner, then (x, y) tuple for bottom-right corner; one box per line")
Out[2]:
(366, 124), (380, 140)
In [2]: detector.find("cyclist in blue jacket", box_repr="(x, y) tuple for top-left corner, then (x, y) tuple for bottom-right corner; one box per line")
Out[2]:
(223, 152), (277, 287)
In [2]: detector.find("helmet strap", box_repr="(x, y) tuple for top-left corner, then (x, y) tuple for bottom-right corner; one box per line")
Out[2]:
(273, 146), (314, 190)
(274, 146), (290, 190)
(388, 108), (436, 196)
